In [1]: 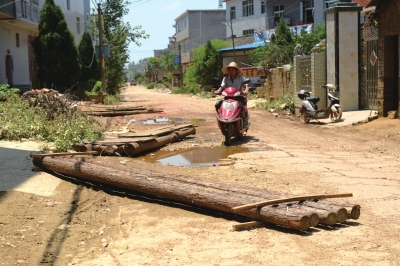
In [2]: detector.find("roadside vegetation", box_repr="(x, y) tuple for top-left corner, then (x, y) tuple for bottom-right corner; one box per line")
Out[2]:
(0, 87), (102, 152)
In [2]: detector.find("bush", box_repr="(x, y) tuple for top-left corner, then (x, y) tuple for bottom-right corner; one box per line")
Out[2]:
(256, 94), (294, 114)
(147, 83), (155, 89)
(171, 84), (197, 95)
(0, 84), (20, 101)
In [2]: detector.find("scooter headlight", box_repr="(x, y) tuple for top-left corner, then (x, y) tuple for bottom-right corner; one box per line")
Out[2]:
(234, 91), (241, 96)
(222, 101), (239, 110)
(221, 91), (228, 96)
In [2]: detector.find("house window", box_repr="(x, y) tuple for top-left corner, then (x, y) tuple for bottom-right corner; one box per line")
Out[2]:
(67, 0), (70, 11)
(261, 1), (266, 14)
(16, 33), (20, 47)
(176, 16), (188, 34)
(76, 17), (80, 34)
(230, 6), (236, 20)
(242, 0), (254, 17)
(243, 29), (254, 36)
(274, 5), (284, 18)
(304, 0), (314, 23)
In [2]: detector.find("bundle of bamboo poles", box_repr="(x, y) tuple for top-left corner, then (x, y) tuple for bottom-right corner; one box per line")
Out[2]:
(73, 126), (196, 156)
(32, 156), (360, 232)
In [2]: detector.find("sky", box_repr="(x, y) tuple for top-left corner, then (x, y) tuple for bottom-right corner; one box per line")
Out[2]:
(124, 0), (226, 64)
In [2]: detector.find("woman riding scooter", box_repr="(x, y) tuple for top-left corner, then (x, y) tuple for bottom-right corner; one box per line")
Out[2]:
(214, 62), (249, 124)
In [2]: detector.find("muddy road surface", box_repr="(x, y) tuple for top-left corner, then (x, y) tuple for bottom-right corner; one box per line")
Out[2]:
(1, 84), (400, 265)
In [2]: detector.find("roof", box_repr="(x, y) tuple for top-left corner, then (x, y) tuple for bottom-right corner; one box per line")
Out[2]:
(367, 0), (382, 7)
(352, 0), (373, 8)
(218, 42), (268, 52)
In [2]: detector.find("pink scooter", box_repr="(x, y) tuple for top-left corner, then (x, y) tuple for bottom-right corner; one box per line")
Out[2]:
(215, 78), (250, 146)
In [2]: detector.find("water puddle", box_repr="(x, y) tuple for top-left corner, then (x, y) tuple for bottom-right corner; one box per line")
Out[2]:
(139, 146), (259, 167)
(142, 117), (171, 124)
(140, 117), (203, 125)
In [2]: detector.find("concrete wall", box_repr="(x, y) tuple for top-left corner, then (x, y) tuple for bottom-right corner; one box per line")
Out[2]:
(338, 12), (359, 111)
(0, 23), (36, 88)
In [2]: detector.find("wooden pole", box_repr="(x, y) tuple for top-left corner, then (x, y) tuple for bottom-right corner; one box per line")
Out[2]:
(232, 193), (353, 212)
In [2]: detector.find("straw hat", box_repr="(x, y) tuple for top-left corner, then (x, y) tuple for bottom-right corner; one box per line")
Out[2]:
(221, 62), (243, 75)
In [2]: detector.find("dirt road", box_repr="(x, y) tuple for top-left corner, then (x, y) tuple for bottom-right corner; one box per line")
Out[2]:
(1, 85), (400, 265)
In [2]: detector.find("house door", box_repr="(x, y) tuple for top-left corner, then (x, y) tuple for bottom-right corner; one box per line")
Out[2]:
(6, 55), (13, 86)
(365, 40), (378, 110)
(360, 22), (378, 110)
(383, 36), (399, 115)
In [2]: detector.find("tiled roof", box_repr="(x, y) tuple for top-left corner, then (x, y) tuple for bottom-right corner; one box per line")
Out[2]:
(353, 0), (373, 8)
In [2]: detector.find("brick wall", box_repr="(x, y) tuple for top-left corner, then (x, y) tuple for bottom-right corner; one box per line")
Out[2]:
(376, 0), (400, 117)
(256, 65), (293, 100)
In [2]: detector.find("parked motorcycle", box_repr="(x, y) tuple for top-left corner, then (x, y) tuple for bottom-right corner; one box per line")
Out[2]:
(214, 78), (251, 146)
(298, 84), (342, 124)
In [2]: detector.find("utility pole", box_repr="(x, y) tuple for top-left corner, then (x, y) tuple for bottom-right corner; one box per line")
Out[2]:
(179, 43), (182, 88)
(230, 17), (236, 63)
(222, 19), (236, 62)
(97, 3), (106, 93)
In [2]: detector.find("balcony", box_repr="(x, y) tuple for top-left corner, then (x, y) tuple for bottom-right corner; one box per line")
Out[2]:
(15, 0), (40, 29)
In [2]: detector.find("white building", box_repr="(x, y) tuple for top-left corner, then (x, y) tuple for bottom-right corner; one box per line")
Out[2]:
(0, 0), (90, 91)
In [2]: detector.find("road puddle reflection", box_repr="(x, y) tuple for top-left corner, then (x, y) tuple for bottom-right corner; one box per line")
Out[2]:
(137, 146), (259, 167)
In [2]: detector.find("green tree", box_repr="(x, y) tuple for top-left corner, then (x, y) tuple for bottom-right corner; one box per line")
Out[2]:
(96, 0), (149, 94)
(160, 52), (177, 71)
(268, 17), (296, 65)
(184, 39), (230, 86)
(295, 24), (326, 55)
(32, 0), (81, 91)
(248, 45), (269, 67)
(146, 57), (161, 82)
(78, 32), (100, 91)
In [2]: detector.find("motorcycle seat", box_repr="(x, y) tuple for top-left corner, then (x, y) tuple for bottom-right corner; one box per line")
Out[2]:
(307, 97), (320, 104)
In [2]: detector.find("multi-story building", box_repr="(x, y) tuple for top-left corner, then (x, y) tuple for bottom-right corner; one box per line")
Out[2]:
(174, 9), (226, 71)
(222, 0), (338, 44)
(0, 0), (90, 91)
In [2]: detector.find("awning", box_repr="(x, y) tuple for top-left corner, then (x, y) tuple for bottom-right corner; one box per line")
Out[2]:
(218, 41), (269, 52)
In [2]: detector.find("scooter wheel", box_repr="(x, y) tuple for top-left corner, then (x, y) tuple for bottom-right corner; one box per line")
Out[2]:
(330, 107), (342, 122)
(300, 112), (310, 124)
(224, 127), (232, 146)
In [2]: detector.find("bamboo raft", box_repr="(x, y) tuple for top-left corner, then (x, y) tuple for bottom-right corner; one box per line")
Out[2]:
(78, 105), (163, 116)
(73, 124), (196, 156)
(32, 156), (360, 232)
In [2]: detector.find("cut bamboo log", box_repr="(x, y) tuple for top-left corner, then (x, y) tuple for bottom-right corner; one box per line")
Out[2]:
(123, 127), (196, 156)
(33, 156), (313, 231)
(231, 193), (353, 212)
(119, 123), (195, 138)
(299, 201), (348, 223)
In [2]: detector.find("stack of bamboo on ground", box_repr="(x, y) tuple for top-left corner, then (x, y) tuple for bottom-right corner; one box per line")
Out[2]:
(74, 124), (196, 156)
(32, 155), (360, 232)
(78, 105), (163, 116)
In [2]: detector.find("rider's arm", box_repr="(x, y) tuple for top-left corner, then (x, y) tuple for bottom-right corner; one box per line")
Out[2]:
(243, 84), (249, 95)
(214, 78), (226, 94)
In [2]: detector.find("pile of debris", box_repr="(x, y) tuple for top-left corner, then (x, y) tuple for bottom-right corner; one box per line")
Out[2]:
(21, 88), (76, 119)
